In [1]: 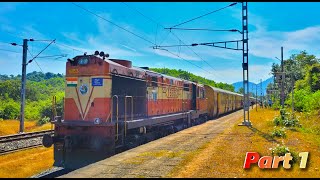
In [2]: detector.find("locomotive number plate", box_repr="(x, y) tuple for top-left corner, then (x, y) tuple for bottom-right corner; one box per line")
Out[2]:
(68, 69), (79, 74)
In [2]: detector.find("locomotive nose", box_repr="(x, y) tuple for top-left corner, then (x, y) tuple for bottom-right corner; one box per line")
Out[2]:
(42, 134), (53, 148)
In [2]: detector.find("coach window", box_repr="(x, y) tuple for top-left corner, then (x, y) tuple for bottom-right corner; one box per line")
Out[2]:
(183, 83), (189, 91)
(201, 88), (205, 99)
(197, 87), (200, 98)
(151, 76), (158, 87)
(152, 90), (157, 101)
(170, 79), (174, 85)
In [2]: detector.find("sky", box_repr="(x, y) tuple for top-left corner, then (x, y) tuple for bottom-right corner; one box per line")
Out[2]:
(1, 2), (320, 84)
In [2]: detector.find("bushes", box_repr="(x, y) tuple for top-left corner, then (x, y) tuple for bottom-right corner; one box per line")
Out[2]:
(283, 117), (301, 127)
(271, 127), (286, 138)
(37, 116), (50, 126)
(270, 144), (299, 163)
(271, 99), (281, 110)
(287, 88), (320, 113)
(0, 99), (20, 120)
(273, 108), (301, 127)
(273, 116), (301, 127)
(273, 116), (282, 126)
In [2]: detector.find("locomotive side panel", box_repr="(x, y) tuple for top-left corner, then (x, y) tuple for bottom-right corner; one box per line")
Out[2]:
(146, 75), (185, 116)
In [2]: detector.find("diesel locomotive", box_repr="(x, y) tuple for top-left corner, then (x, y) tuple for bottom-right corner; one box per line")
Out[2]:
(43, 51), (253, 169)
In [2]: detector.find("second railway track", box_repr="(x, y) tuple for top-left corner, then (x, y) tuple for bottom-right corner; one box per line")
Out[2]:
(0, 130), (54, 155)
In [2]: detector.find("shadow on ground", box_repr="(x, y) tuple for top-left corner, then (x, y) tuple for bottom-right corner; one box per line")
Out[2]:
(247, 126), (280, 143)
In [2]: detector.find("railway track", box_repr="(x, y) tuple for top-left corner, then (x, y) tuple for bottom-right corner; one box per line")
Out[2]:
(0, 130), (54, 155)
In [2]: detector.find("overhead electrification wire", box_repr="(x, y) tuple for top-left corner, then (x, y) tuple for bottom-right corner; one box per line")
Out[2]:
(36, 54), (68, 59)
(29, 39), (56, 42)
(54, 42), (84, 53)
(0, 48), (20, 54)
(72, 2), (156, 46)
(28, 39), (56, 64)
(121, 2), (223, 78)
(169, 2), (238, 28)
(0, 41), (22, 46)
(154, 39), (243, 48)
(27, 48), (44, 73)
(155, 48), (213, 74)
(164, 27), (242, 34)
(73, 2), (216, 76)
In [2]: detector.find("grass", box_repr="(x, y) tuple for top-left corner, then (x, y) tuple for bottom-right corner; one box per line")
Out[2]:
(0, 120), (52, 136)
(0, 147), (54, 178)
(167, 108), (320, 178)
(0, 120), (54, 178)
(270, 127), (287, 138)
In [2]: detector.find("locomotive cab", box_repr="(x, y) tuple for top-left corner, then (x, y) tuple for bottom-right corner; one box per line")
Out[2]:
(45, 54), (116, 169)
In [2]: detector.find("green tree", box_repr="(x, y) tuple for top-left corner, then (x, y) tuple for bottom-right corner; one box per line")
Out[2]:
(238, 87), (244, 94)
(307, 63), (320, 92)
(150, 68), (234, 92)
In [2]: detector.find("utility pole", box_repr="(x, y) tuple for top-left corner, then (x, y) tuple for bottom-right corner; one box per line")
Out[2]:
(260, 79), (263, 108)
(19, 39), (28, 133)
(239, 2), (251, 126)
(281, 46), (284, 109)
(251, 85), (253, 109)
(255, 84), (257, 111)
(291, 72), (294, 117)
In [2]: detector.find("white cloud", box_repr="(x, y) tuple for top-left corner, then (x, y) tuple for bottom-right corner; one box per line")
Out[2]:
(61, 32), (83, 44)
(120, 44), (137, 52)
(249, 27), (320, 60)
(230, 8), (320, 61)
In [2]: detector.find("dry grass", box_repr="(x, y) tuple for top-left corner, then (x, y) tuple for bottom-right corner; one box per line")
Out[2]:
(0, 147), (53, 178)
(0, 120), (52, 136)
(0, 120), (54, 178)
(168, 108), (320, 178)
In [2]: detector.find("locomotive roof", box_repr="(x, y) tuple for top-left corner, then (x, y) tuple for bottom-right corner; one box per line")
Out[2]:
(133, 66), (195, 84)
(205, 85), (243, 97)
(74, 56), (241, 93)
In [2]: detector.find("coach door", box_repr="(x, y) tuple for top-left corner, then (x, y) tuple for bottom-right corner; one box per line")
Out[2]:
(216, 92), (220, 116)
(214, 91), (218, 117)
(192, 84), (197, 110)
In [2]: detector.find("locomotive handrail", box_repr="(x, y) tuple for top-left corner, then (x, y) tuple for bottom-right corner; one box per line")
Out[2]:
(52, 95), (57, 130)
(124, 96), (133, 137)
(111, 95), (119, 141)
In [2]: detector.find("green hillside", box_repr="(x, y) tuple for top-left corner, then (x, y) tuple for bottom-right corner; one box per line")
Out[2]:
(0, 71), (64, 124)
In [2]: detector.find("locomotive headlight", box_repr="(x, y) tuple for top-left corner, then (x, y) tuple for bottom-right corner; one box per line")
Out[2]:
(94, 118), (101, 124)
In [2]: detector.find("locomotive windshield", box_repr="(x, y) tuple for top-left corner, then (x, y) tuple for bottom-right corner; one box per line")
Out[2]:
(78, 57), (89, 65)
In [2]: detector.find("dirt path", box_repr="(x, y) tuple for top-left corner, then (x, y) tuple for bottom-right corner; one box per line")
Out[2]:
(60, 110), (244, 178)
